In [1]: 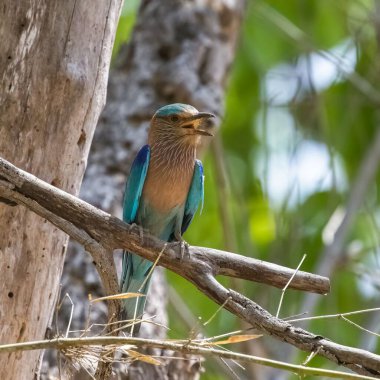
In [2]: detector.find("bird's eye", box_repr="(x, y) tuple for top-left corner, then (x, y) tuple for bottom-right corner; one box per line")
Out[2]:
(170, 115), (179, 122)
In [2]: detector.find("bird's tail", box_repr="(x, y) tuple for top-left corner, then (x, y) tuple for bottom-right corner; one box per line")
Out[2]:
(120, 251), (153, 334)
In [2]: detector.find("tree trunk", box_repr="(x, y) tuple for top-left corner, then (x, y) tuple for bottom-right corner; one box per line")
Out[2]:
(0, 1), (122, 379)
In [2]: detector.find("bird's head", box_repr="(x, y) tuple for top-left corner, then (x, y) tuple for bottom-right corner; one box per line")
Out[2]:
(149, 103), (215, 146)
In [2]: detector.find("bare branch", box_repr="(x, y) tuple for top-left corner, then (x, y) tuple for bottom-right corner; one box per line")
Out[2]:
(2, 156), (380, 377)
(0, 336), (378, 380)
(0, 157), (329, 295)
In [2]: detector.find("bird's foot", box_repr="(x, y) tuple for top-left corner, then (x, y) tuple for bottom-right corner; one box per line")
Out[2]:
(128, 223), (144, 244)
(169, 239), (190, 260)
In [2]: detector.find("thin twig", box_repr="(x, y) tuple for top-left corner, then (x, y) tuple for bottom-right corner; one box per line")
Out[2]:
(204, 296), (232, 326)
(64, 294), (75, 338)
(341, 316), (380, 339)
(289, 307), (380, 323)
(276, 254), (307, 318)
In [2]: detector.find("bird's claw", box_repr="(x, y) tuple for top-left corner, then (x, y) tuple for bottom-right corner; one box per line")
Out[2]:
(181, 240), (190, 260)
(128, 223), (144, 244)
(169, 240), (190, 260)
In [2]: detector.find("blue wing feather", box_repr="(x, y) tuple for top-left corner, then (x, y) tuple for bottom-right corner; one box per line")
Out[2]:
(121, 145), (150, 319)
(181, 159), (204, 234)
(122, 145), (150, 223)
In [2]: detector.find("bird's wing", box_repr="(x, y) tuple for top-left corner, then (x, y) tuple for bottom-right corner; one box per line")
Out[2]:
(122, 145), (150, 223)
(181, 159), (204, 234)
(121, 145), (150, 324)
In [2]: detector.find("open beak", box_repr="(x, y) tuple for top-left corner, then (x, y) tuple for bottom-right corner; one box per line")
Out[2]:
(182, 112), (215, 136)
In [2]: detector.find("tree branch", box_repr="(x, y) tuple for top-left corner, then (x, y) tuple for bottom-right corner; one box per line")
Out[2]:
(0, 336), (378, 380)
(1, 155), (380, 377)
(0, 156), (329, 294)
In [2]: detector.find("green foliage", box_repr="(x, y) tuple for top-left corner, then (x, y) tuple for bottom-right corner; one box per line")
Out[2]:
(112, 0), (139, 60)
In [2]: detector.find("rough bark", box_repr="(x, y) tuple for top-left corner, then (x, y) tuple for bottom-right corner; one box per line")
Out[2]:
(0, 1), (122, 379)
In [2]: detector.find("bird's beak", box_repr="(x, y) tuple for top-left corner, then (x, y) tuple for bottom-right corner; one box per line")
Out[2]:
(187, 112), (216, 121)
(182, 112), (215, 136)
(192, 129), (214, 136)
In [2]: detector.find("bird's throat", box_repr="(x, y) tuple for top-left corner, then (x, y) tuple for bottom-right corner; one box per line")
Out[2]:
(150, 140), (196, 180)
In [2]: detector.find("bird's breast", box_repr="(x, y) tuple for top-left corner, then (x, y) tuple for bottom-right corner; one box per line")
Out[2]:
(142, 162), (193, 214)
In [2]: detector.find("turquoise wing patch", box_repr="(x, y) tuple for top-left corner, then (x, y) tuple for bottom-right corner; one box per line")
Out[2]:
(181, 159), (204, 234)
(122, 145), (150, 223)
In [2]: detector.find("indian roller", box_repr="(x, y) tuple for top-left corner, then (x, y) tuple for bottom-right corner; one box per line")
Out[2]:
(120, 103), (214, 332)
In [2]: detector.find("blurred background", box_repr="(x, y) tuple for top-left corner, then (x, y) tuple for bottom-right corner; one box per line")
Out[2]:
(49, 1), (380, 379)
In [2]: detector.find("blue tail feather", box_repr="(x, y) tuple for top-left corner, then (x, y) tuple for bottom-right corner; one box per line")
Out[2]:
(120, 251), (153, 332)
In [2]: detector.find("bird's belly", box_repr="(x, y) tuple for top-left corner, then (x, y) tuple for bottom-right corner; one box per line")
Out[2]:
(136, 200), (182, 241)
(137, 175), (191, 240)
(143, 184), (187, 213)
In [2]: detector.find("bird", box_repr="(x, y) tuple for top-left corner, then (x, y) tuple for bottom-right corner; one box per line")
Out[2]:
(120, 103), (214, 333)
